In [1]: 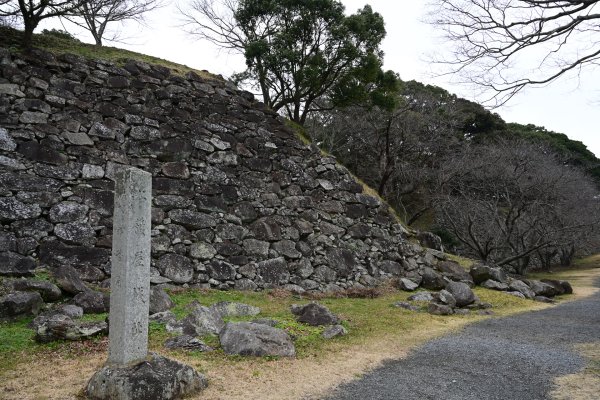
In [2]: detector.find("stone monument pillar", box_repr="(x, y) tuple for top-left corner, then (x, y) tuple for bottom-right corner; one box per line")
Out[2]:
(108, 167), (152, 365)
(86, 166), (206, 400)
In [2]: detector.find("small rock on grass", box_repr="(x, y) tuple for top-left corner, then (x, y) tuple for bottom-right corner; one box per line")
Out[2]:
(164, 335), (213, 352)
(219, 322), (295, 357)
(427, 302), (454, 316)
(322, 324), (348, 339)
(210, 301), (260, 318)
(35, 314), (107, 343)
(394, 302), (420, 312)
(407, 292), (434, 302)
(291, 303), (339, 326)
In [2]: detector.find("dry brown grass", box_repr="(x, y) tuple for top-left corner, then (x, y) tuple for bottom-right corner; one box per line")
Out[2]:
(551, 343), (600, 400)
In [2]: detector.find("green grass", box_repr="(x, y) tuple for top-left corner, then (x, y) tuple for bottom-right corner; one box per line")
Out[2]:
(446, 253), (476, 270)
(0, 26), (217, 80)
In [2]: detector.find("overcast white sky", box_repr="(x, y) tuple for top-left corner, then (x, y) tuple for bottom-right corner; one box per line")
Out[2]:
(43, 1), (599, 157)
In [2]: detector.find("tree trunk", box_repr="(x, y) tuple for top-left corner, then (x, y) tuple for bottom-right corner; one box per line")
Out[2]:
(559, 246), (575, 267)
(22, 21), (36, 49)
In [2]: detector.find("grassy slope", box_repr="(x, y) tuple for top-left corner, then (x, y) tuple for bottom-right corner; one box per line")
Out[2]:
(0, 26), (217, 80)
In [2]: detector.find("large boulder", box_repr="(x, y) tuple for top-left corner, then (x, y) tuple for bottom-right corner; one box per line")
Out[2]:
(445, 281), (475, 307)
(525, 280), (559, 297)
(181, 302), (224, 336)
(0, 252), (36, 277)
(219, 322), (295, 357)
(420, 267), (446, 290)
(149, 286), (175, 315)
(508, 280), (535, 299)
(11, 279), (62, 302)
(470, 264), (492, 284)
(398, 278), (419, 292)
(209, 301), (261, 318)
(291, 303), (340, 326)
(541, 279), (571, 296)
(433, 289), (456, 308)
(436, 261), (473, 285)
(51, 265), (88, 295)
(35, 314), (107, 343)
(86, 353), (207, 400)
(480, 279), (509, 291)
(489, 267), (508, 284)
(0, 291), (43, 318)
(73, 290), (109, 314)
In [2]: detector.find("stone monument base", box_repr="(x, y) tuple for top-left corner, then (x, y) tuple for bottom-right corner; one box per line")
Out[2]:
(86, 353), (207, 400)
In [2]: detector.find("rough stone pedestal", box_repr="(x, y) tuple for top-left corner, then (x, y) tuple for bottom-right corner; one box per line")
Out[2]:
(86, 353), (207, 400)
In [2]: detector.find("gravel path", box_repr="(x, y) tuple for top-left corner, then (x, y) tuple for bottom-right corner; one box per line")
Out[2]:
(325, 280), (600, 400)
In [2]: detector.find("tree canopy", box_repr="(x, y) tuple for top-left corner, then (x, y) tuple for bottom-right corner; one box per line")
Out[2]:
(179, 0), (395, 124)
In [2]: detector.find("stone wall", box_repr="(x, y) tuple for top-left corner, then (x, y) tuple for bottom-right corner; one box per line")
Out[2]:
(0, 47), (434, 291)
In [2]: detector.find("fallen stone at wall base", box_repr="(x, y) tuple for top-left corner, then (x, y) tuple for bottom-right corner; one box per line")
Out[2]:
(86, 353), (207, 400)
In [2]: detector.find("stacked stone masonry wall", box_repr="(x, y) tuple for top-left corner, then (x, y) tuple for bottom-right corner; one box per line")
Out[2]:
(0, 47), (432, 291)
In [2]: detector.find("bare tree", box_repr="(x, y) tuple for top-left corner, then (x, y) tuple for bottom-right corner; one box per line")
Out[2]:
(436, 140), (600, 273)
(66, 0), (163, 46)
(0, 0), (87, 48)
(428, 0), (600, 106)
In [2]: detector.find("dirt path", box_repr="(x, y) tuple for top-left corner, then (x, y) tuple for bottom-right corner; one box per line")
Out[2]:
(324, 278), (600, 400)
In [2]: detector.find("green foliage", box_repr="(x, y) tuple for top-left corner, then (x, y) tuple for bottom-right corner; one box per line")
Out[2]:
(233, 0), (391, 124)
(40, 28), (80, 42)
(506, 123), (599, 179)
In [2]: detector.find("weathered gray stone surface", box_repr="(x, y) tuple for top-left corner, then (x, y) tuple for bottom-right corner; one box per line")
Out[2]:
(35, 314), (107, 343)
(219, 322), (295, 357)
(86, 353), (207, 400)
(407, 292), (434, 302)
(149, 286), (175, 315)
(181, 302), (224, 336)
(51, 265), (88, 294)
(108, 167), (152, 365)
(73, 290), (109, 314)
(322, 324), (348, 339)
(291, 303), (340, 326)
(210, 301), (261, 318)
(0, 47), (441, 293)
(427, 302), (454, 316)
(480, 279), (510, 291)
(0, 291), (43, 318)
(509, 280), (536, 299)
(445, 281), (475, 307)
(398, 278), (419, 292)
(10, 278), (62, 302)
(0, 252), (35, 276)
(164, 335), (213, 352)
